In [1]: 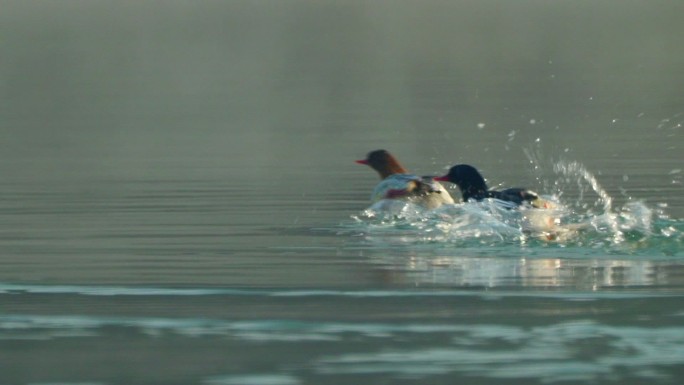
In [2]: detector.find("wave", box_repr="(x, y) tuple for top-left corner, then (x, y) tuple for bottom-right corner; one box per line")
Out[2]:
(2, 283), (678, 299)
(3, 313), (684, 382)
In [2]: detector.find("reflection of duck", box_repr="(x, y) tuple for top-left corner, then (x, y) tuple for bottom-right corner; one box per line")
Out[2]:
(368, 253), (655, 288)
(356, 150), (454, 209)
(434, 164), (552, 208)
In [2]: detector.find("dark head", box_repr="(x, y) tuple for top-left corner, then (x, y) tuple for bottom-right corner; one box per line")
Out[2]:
(355, 149), (408, 179)
(434, 164), (488, 201)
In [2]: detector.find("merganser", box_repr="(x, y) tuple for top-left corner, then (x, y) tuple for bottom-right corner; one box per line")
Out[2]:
(433, 164), (552, 209)
(356, 150), (455, 209)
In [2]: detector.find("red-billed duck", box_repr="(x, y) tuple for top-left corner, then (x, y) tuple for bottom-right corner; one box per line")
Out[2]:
(433, 164), (553, 209)
(356, 150), (455, 209)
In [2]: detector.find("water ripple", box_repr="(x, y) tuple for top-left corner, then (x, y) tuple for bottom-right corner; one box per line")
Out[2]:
(315, 320), (684, 382)
(1, 283), (682, 299)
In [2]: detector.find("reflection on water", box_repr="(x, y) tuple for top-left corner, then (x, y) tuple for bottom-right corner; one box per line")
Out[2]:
(371, 254), (680, 289)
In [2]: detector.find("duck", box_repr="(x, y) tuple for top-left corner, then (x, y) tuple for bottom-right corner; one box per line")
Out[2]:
(433, 164), (552, 209)
(356, 149), (455, 209)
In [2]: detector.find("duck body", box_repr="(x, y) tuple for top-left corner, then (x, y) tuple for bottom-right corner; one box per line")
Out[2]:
(473, 188), (544, 208)
(434, 164), (550, 209)
(371, 174), (454, 209)
(357, 150), (454, 209)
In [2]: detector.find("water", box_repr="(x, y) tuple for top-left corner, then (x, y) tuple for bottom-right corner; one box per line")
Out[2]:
(2, 1), (684, 384)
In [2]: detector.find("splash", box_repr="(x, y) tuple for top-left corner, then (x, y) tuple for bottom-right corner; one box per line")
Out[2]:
(550, 160), (625, 244)
(552, 161), (612, 213)
(346, 159), (683, 256)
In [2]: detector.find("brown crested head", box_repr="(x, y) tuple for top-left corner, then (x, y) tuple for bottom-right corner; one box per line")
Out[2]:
(355, 149), (409, 179)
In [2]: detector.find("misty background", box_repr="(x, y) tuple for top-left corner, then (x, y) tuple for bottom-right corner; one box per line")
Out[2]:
(1, 0), (682, 212)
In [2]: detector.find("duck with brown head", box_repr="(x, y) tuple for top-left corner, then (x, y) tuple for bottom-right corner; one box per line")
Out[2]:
(356, 150), (454, 209)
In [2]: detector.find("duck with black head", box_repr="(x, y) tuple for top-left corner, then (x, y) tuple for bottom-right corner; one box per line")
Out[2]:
(433, 164), (553, 208)
(434, 164), (564, 237)
(356, 150), (454, 209)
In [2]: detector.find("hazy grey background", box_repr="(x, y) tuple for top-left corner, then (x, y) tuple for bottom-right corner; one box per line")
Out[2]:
(2, 1), (682, 201)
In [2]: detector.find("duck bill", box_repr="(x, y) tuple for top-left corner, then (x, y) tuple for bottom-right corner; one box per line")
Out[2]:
(433, 175), (449, 182)
(355, 159), (369, 165)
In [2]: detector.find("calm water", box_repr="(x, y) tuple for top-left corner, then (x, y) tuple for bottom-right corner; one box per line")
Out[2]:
(2, 1), (684, 384)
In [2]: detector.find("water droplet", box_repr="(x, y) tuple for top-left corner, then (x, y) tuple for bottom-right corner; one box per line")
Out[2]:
(507, 130), (516, 142)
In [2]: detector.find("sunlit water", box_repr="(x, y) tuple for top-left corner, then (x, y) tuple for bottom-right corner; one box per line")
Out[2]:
(3, 1), (684, 384)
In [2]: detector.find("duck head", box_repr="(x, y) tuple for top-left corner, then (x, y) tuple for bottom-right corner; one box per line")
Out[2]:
(434, 164), (488, 201)
(356, 149), (409, 179)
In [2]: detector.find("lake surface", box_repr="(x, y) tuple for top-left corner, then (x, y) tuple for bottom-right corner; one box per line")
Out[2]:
(1, 1), (683, 384)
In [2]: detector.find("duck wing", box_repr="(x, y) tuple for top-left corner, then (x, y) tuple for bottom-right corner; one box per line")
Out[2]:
(486, 188), (555, 209)
(487, 188), (541, 206)
(371, 174), (422, 201)
(371, 174), (454, 204)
